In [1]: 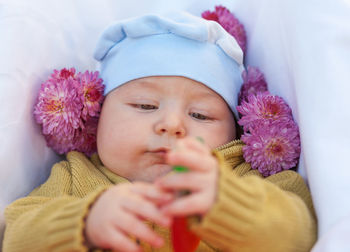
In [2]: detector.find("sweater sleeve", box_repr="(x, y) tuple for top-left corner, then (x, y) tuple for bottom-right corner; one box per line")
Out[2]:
(3, 160), (111, 252)
(191, 153), (317, 252)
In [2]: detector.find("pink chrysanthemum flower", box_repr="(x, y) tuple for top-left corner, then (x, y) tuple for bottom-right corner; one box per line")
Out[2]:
(34, 79), (83, 139)
(237, 92), (293, 131)
(238, 66), (268, 104)
(241, 120), (301, 177)
(51, 67), (77, 80)
(202, 5), (247, 53)
(34, 68), (105, 156)
(74, 116), (99, 156)
(44, 132), (75, 155)
(77, 71), (105, 120)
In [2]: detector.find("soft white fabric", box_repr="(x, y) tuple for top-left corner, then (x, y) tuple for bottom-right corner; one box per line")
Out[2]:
(1, 0), (350, 250)
(312, 212), (350, 252)
(238, 0), (350, 250)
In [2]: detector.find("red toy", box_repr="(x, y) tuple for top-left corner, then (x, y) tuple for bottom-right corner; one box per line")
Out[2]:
(171, 165), (200, 252)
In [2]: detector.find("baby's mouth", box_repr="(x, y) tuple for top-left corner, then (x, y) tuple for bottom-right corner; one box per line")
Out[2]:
(147, 147), (171, 163)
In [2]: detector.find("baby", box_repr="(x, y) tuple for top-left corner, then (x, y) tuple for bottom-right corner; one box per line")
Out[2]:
(3, 12), (316, 252)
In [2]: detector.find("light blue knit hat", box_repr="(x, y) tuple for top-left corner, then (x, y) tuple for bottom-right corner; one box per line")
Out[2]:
(94, 11), (244, 116)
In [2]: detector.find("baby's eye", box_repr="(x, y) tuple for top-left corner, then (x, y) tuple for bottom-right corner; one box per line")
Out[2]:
(190, 112), (211, 120)
(134, 104), (158, 110)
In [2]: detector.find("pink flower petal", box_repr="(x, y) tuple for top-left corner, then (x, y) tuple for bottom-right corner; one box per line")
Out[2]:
(202, 5), (247, 53)
(33, 68), (105, 156)
(238, 66), (268, 104)
(241, 120), (301, 176)
(76, 71), (105, 120)
(237, 92), (293, 132)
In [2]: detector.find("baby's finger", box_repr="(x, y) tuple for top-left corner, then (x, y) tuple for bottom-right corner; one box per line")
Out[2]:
(115, 210), (164, 248)
(104, 227), (142, 252)
(160, 193), (211, 216)
(131, 183), (174, 204)
(177, 137), (210, 155)
(167, 150), (217, 172)
(155, 172), (207, 192)
(121, 195), (171, 227)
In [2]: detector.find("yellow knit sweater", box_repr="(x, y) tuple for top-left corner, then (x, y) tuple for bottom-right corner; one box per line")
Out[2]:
(3, 140), (317, 252)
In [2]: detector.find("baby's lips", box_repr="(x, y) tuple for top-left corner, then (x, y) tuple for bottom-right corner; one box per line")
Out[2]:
(150, 147), (169, 153)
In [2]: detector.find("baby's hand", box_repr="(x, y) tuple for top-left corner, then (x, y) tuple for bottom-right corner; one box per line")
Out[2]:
(85, 182), (173, 252)
(155, 137), (219, 217)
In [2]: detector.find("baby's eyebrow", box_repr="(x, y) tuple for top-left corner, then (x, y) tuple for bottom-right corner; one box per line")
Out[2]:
(122, 83), (160, 96)
(130, 79), (224, 103)
(190, 91), (224, 103)
(132, 81), (162, 90)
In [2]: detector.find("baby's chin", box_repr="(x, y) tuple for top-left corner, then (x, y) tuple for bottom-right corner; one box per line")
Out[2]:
(130, 164), (172, 183)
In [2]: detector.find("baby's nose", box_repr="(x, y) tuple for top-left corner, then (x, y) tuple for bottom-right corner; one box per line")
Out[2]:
(154, 113), (186, 137)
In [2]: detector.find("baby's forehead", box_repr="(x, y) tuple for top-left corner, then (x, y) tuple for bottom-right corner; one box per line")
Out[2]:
(109, 76), (224, 100)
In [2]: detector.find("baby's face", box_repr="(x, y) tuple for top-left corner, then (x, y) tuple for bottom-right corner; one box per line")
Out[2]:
(97, 76), (236, 182)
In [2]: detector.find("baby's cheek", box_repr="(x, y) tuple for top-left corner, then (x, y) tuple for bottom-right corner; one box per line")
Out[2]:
(203, 134), (229, 149)
(212, 127), (236, 147)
